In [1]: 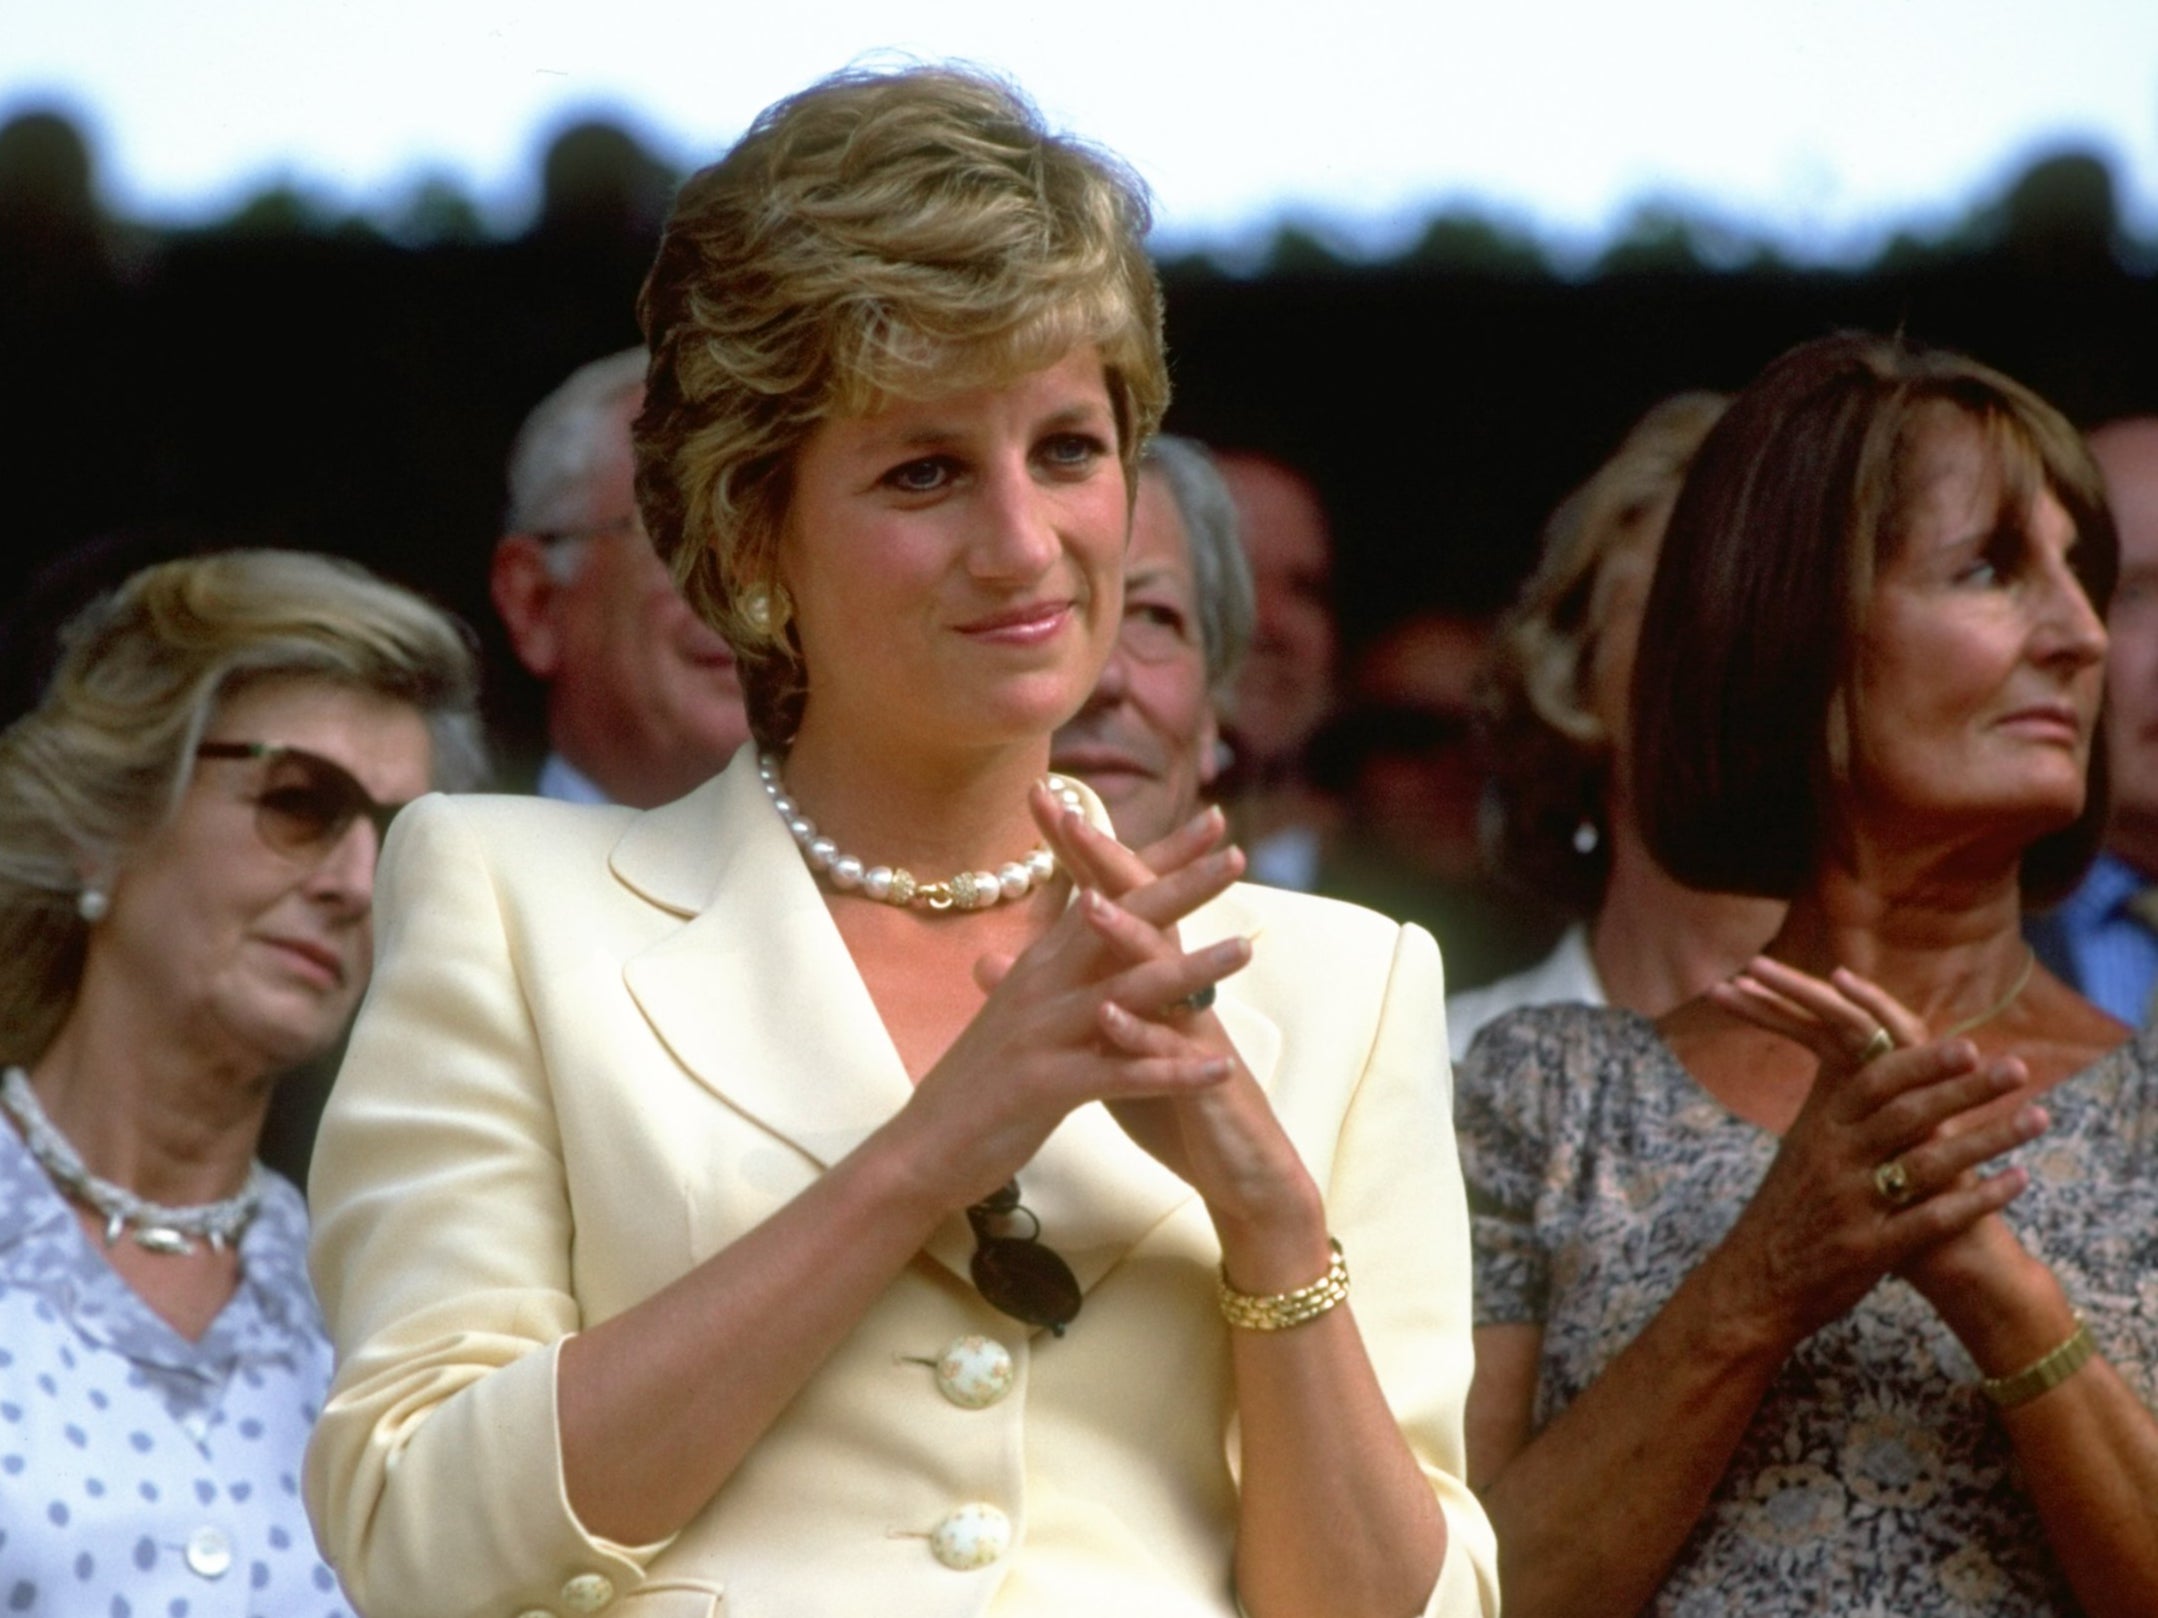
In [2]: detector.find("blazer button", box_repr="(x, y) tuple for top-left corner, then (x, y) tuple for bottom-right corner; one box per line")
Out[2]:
(561, 1573), (616, 1612)
(930, 1502), (1012, 1570)
(934, 1335), (1015, 1409)
(512, 1610), (555, 1618)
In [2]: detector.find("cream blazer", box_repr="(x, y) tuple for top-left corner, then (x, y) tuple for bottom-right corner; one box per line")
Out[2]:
(304, 750), (1498, 1618)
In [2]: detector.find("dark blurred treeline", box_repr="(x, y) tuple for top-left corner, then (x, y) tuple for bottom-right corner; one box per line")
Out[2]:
(4, 105), (2154, 730)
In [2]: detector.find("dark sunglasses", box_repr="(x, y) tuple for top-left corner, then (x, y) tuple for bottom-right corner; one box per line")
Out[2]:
(967, 1179), (1081, 1337)
(196, 741), (410, 858)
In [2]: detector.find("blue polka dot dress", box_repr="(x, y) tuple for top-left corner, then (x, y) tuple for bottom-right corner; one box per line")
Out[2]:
(0, 1124), (354, 1617)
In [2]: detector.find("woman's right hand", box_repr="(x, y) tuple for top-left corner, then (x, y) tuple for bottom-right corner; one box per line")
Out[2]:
(1703, 958), (2045, 1345)
(887, 800), (1251, 1212)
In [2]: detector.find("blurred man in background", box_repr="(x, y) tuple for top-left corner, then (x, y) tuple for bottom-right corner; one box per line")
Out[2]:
(1214, 450), (1340, 888)
(2030, 416), (2158, 1021)
(488, 348), (749, 806)
(1054, 435), (1253, 848)
(1311, 609), (1564, 989)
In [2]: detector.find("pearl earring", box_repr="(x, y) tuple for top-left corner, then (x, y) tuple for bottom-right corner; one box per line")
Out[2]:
(742, 583), (791, 638)
(1571, 818), (1600, 856)
(76, 885), (109, 924)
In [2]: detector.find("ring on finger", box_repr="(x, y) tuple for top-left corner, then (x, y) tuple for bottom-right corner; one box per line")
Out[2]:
(1168, 982), (1217, 1016)
(1857, 1025), (1896, 1068)
(1874, 1156), (1917, 1209)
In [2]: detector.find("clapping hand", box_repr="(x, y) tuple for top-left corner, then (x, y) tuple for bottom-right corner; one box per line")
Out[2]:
(1702, 958), (2045, 1339)
(998, 795), (1313, 1233)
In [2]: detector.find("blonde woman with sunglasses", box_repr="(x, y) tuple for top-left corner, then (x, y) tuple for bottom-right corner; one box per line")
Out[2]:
(0, 549), (482, 1617)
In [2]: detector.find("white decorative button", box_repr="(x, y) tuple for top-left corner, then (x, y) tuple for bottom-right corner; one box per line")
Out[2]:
(930, 1502), (1012, 1570)
(512, 1609), (555, 1618)
(185, 1526), (233, 1579)
(560, 1573), (615, 1612)
(934, 1335), (1015, 1409)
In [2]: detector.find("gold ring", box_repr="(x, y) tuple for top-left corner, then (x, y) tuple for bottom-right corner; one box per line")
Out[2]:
(1857, 1026), (1895, 1067)
(1874, 1157), (1916, 1209)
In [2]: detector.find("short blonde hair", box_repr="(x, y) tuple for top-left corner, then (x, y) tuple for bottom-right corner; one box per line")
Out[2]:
(634, 64), (1169, 747)
(0, 549), (484, 1064)
(1480, 391), (1728, 912)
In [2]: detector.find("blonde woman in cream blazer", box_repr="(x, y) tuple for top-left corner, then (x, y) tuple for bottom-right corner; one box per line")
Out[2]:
(305, 755), (1493, 1618)
(304, 66), (1496, 1618)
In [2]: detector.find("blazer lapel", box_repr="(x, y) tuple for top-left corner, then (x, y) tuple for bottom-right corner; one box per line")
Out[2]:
(610, 752), (1284, 1303)
(615, 752), (915, 1172)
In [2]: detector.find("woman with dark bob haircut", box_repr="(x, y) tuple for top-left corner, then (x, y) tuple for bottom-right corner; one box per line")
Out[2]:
(1458, 331), (2158, 1616)
(304, 66), (1495, 1618)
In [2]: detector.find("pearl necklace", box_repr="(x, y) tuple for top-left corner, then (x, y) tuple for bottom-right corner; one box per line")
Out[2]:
(0, 1067), (263, 1256)
(760, 753), (1079, 911)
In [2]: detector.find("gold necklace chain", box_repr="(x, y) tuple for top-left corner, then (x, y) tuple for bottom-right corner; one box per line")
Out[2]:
(1938, 945), (2037, 1040)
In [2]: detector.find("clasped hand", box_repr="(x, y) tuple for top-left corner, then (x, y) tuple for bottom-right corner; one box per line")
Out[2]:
(897, 793), (1307, 1233)
(1705, 958), (2046, 1340)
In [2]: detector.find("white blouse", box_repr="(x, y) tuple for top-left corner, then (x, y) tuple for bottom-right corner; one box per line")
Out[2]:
(0, 1125), (352, 1618)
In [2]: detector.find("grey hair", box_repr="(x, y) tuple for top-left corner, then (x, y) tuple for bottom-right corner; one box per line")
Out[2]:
(0, 549), (486, 1066)
(1144, 435), (1253, 705)
(504, 348), (646, 536)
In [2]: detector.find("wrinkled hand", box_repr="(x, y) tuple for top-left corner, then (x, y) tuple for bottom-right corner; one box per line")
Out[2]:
(1703, 957), (2044, 1341)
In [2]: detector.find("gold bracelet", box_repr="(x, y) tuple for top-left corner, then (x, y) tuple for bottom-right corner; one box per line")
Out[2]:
(1218, 1239), (1349, 1331)
(1981, 1315), (2095, 1410)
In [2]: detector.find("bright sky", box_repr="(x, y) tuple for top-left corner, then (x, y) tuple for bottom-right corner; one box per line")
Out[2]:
(6, 0), (2156, 264)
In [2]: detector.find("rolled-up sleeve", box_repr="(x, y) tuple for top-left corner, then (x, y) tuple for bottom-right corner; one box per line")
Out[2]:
(304, 796), (670, 1618)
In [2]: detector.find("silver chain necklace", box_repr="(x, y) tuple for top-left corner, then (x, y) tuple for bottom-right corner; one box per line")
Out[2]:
(0, 1067), (263, 1255)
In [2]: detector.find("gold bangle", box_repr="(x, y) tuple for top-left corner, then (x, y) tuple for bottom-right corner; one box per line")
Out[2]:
(1218, 1239), (1349, 1331)
(1981, 1315), (2096, 1410)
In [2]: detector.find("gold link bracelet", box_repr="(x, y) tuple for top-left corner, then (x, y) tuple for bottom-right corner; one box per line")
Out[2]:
(1218, 1239), (1350, 1331)
(1982, 1315), (2095, 1410)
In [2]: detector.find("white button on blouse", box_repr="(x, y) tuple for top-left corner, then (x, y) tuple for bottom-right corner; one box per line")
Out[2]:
(184, 1524), (233, 1578)
(933, 1334), (1015, 1409)
(930, 1502), (1013, 1570)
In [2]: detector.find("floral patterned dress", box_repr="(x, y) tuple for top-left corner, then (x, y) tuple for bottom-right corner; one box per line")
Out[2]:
(1458, 1003), (2158, 1617)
